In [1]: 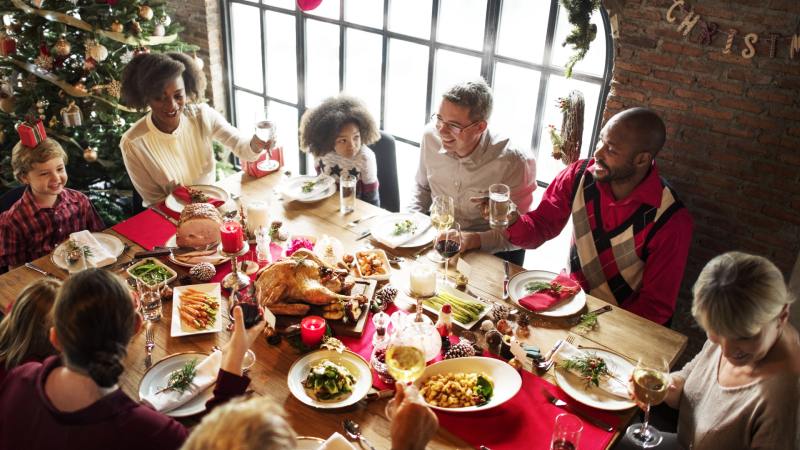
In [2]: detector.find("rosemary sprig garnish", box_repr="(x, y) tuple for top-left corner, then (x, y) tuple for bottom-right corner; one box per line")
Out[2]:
(574, 310), (599, 334)
(560, 353), (609, 388)
(158, 359), (198, 394)
(301, 180), (317, 193)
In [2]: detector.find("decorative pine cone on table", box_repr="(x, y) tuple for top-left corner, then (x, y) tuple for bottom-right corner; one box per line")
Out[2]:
(375, 285), (397, 304)
(491, 303), (511, 321)
(444, 339), (476, 359)
(189, 262), (216, 282)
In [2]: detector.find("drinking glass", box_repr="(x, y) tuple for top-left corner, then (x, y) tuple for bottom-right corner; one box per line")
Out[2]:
(384, 324), (427, 419)
(430, 195), (454, 230)
(136, 278), (163, 322)
(339, 174), (357, 214)
(489, 183), (515, 228)
(625, 357), (670, 448)
(435, 223), (461, 287)
(550, 413), (583, 450)
(253, 110), (279, 172)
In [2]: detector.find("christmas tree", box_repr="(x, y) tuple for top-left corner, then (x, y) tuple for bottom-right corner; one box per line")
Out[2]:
(0, 0), (196, 224)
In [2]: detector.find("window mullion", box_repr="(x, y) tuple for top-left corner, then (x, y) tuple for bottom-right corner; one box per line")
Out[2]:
(529, 0), (560, 164)
(296, 10), (308, 174)
(379, 0), (390, 130)
(481, 0), (501, 84)
(339, 0), (345, 93)
(425, 0), (440, 120)
(260, 8), (268, 113)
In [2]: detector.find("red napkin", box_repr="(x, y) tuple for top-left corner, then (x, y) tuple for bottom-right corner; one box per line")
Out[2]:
(111, 209), (176, 250)
(172, 185), (225, 208)
(519, 270), (581, 311)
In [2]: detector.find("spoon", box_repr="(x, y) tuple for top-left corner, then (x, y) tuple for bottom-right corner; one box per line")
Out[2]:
(342, 419), (376, 450)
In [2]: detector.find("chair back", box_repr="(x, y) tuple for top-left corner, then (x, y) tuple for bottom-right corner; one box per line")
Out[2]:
(0, 185), (26, 214)
(368, 131), (400, 213)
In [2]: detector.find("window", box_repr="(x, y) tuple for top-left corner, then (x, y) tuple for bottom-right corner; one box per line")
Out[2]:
(222, 0), (612, 208)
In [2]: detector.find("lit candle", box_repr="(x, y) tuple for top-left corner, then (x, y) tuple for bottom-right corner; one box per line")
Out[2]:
(220, 220), (244, 253)
(300, 315), (327, 347)
(410, 264), (437, 297)
(246, 201), (270, 235)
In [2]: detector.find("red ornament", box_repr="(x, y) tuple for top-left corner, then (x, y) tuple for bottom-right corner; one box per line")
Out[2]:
(0, 34), (15, 57)
(297, 0), (323, 11)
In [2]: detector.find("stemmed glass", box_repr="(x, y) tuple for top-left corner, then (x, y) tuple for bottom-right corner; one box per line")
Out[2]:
(428, 195), (454, 263)
(384, 324), (426, 418)
(253, 109), (279, 172)
(625, 357), (670, 448)
(435, 223), (461, 286)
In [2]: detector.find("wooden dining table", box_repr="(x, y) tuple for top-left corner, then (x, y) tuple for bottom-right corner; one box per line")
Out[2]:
(0, 170), (687, 449)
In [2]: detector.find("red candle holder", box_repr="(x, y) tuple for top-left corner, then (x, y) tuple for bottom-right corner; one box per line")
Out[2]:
(300, 316), (327, 347)
(220, 220), (244, 253)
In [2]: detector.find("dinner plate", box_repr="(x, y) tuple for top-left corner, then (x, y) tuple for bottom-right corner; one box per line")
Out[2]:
(295, 437), (326, 450)
(164, 235), (229, 267)
(165, 184), (229, 213)
(414, 356), (522, 412)
(171, 283), (224, 337)
(138, 351), (212, 418)
(507, 269), (587, 317)
(51, 232), (125, 270)
(287, 349), (372, 409)
(554, 348), (636, 411)
(281, 175), (336, 202)
(368, 213), (436, 248)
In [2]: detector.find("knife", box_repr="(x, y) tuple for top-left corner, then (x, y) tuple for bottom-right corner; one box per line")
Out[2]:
(355, 230), (372, 241)
(502, 260), (510, 299)
(148, 206), (178, 225)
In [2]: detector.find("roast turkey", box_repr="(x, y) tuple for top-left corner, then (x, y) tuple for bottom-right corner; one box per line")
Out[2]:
(255, 248), (367, 318)
(176, 203), (221, 249)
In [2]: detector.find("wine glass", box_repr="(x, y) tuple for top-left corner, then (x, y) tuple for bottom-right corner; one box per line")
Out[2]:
(253, 109), (279, 172)
(625, 357), (670, 448)
(435, 223), (461, 287)
(384, 324), (426, 418)
(428, 195), (454, 263)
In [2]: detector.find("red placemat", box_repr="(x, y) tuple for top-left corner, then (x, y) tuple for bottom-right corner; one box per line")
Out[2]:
(435, 371), (622, 450)
(111, 209), (176, 250)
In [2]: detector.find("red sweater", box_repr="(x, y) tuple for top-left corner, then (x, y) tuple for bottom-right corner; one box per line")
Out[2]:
(0, 356), (249, 450)
(506, 159), (693, 324)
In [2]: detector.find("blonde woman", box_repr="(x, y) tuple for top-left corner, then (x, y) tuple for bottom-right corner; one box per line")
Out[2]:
(626, 252), (800, 449)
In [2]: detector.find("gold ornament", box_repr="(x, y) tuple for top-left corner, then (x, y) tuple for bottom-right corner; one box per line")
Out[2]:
(52, 36), (71, 57)
(34, 53), (54, 72)
(109, 21), (123, 33)
(152, 23), (165, 37)
(48, 116), (58, 128)
(105, 79), (121, 99)
(72, 81), (87, 93)
(0, 93), (15, 113)
(130, 20), (142, 35)
(138, 5), (154, 21)
(86, 41), (108, 62)
(83, 147), (98, 163)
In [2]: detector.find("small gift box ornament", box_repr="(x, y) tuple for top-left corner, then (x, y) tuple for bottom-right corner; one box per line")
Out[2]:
(60, 101), (83, 127)
(16, 118), (47, 148)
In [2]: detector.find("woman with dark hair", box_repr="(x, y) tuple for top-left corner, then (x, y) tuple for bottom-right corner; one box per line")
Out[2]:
(120, 52), (271, 206)
(0, 269), (264, 450)
(0, 278), (59, 378)
(299, 94), (381, 206)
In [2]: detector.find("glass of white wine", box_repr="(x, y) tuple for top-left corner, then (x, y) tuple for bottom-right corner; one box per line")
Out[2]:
(253, 109), (279, 172)
(428, 195), (454, 263)
(384, 324), (427, 418)
(625, 357), (670, 448)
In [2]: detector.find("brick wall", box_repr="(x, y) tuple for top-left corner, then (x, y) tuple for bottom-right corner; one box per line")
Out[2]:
(607, 0), (800, 295)
(170, 0), (227, 116)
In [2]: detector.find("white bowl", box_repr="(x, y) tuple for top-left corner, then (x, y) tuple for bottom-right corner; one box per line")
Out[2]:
(353, 249), (392, 281)
(414, 356), (522, 412)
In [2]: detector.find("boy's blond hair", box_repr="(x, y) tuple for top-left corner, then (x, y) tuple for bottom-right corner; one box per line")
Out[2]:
(11, 138), (68, 183)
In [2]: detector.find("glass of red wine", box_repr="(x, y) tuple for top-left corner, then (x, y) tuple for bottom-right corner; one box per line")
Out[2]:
(434, 222), (461, 286)
(550, 413), (582, 450)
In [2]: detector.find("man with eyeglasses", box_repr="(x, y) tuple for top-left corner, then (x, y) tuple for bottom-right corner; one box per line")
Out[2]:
(409, 78), (537, 265)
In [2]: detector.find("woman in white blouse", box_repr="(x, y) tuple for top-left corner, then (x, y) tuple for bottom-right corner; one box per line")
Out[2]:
(120, 53), (270, 207)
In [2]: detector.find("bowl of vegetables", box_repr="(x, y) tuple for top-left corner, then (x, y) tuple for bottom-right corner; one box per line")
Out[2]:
(127, 258), (178, 286)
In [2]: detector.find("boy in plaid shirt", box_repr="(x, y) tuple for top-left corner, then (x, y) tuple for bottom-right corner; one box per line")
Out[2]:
(0, 138), (104, 269)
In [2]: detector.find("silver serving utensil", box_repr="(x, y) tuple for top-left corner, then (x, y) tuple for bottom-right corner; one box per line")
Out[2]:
(144, 323), (155, 369)
(342, 419), (376, 450)
(541, 389), (615, 432)
(502, 260), (510, 299)
(24, 262), (52, 277)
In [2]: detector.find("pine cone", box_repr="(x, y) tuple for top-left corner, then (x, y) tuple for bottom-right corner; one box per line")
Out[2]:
(375, 286), (397, 304)
(189, 262), (216, 282)
(491, 304), (511, 321)
(444, 339), (476, 359)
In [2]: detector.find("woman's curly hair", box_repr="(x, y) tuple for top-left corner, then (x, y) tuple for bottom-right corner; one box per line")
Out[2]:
(299, 94), (380, 157)
(120, 52), (207, 110)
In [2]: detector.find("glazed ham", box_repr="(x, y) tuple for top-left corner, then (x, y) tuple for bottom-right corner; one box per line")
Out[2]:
(176, 203), (222, 249)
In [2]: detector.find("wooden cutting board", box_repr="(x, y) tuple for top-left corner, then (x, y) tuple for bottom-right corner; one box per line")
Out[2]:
(328, 278), (378, 337)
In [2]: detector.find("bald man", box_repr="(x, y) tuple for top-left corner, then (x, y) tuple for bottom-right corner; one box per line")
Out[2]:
(501, 108), (693, 325)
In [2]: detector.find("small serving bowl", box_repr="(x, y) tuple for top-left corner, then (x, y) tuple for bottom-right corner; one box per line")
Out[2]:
(353, 249), (392, 281)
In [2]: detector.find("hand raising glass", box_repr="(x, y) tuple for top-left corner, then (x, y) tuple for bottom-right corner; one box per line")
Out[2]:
(625, 357), (670, 448)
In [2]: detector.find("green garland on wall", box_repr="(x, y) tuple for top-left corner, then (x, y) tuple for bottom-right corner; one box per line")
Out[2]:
(561, 0), (601, 77)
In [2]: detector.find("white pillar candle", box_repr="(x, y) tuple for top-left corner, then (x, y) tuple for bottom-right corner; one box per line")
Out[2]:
(410, 264), (437, 297)
(246, 201), (270, 235)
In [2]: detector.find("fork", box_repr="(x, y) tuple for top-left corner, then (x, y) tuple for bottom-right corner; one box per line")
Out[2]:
(346, 213), (380, 228)
(144, 324), (155, 368)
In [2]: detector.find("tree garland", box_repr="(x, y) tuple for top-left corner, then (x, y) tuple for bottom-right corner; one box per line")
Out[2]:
(560, 0), (601, 77)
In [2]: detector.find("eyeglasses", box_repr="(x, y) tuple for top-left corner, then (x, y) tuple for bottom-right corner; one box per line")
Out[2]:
(430, 114), (480, 136)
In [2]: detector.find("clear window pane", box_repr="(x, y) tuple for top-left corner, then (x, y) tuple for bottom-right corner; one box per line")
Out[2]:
(551, 6), (607, 77)
(345, 0), (383, 28)
(490, 63), (541, 157)
(432, 50), (481, 113)
(437, 0), (486, 51)
(234, 90), (265, 133)
(385, 39), (428, 141)
(389, 0), (432, 39)
(305, 19), (340, 107)
(345, 28), (383, 123)
(263, 0), (295, 9)
(267, 100), (301, 173)
(231, 4), (264, 93)
(536, 76), (601, 182)
(497, 0), (549, 63)
(307, 0), (339, 19)
(265, 11), (298, 103)
(394, 140), (421, 210)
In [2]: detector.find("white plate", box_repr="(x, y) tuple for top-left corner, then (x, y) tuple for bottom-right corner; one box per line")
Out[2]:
(414, 356), (522, 412)
(369, 213), (436, 248)
(295, 437), (326, 450)
(164, 235), (229, 267)
(137, 352), (212, 418)
(165, 184), (230, 213)
(51, 232), (125, 270)
(287, 349), (372, 409)
(508, 270), (587, 317)
(281, 175), (336, 202)
(554, 348), (636, 411)
(419, 284), (490, 330)
(171, 283), (224, 337)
